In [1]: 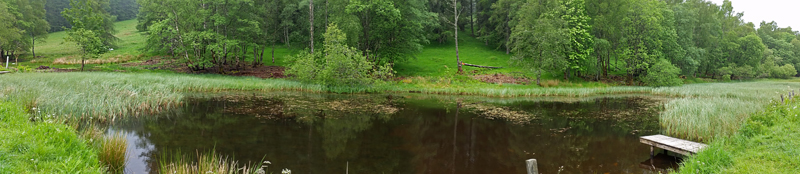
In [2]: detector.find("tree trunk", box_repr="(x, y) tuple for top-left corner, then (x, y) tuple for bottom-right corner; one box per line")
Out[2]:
(81, 50), (86, 71)
(309, 0), (314, 54)
(504, 11), (510, 55)
(536, 69), (541, 86)
(12, 50), (17, 66)
(32, 32), (36, 58)
(454, 0), (462, 74)
(470, 0), (474, 36)
(271, 42), (276, 64)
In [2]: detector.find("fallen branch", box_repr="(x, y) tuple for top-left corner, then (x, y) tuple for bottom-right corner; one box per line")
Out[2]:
(462, 62), (503, 69)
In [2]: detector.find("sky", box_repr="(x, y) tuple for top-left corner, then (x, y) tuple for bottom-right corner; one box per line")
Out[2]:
(706, 0), (799, 30)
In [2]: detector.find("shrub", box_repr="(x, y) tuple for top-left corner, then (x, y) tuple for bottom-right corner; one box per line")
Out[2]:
(287, 24), (393, 87)
(771, 64), (797, 79)
(641, 59), (682, 87)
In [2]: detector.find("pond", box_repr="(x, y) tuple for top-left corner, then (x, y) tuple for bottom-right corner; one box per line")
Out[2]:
(108, 92), (674, 174)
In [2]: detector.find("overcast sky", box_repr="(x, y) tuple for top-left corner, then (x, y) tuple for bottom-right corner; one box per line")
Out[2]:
(706, 0), (799, 30)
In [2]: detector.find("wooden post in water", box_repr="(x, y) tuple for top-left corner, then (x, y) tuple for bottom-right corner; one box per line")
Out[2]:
(526, 159), (539, 174)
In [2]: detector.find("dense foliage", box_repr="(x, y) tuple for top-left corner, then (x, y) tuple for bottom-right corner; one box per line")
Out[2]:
(8, 0), (800, 85)
(287, 24), (394, 87)
(0, 0), (49, 60)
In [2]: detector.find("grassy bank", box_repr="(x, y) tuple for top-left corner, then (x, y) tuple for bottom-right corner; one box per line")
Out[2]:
(0, 101), (105, 173)
(677, 98), (800, 173)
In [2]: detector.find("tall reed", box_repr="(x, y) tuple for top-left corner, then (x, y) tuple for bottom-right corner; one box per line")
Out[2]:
(159, 150), (263, 174)
(0, 72), (325, 120)
(99, 133), (128, 174)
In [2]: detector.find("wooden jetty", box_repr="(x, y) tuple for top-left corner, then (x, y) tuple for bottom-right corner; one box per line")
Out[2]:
(640, 134), (707, 156)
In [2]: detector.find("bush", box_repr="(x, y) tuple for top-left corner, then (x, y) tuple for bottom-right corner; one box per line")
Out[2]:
(771, 64), (797, 79)
(642, 59), (682, 87)
(287, 24), (393, 87)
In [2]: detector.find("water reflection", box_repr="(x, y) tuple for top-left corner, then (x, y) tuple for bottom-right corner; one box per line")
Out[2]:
(110, 93), (667, 174)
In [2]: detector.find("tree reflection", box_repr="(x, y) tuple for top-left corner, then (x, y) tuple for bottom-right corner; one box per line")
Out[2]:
(111, 94), (662, 174)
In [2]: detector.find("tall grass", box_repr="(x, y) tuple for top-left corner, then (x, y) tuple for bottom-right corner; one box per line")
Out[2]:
(0, 101), (106, 173)
(159, 150), (264, 174)
(652, 81), (800, 142)
(0, 72), (324, 120)
(99, 133), (128, 174)
(677, 98), (800, 173)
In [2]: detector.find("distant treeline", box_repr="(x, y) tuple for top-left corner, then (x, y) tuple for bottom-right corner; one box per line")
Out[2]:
(135, 0), (800, 83)
(45, 0), (138, 32)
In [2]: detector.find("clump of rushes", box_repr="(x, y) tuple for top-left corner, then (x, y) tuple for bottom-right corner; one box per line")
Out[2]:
(159, 150), (263, 174)
(99, 133), (128, 174)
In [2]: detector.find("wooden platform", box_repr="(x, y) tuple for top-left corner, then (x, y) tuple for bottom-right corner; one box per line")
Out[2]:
(640, 135), (707, 156)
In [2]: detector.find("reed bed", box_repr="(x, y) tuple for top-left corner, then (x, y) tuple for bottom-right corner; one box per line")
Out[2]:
(159, 150), (264, 174)
(652, 81), (800, 142)
(99, 133), (128, 174)
(0, 72), (324, 120)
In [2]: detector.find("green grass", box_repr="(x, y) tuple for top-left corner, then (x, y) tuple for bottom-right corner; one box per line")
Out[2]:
(32, 20), (145, 63)
(677, 98), (800, 173)
(394, 32), (522, 77)
(0, 101), (106, 173)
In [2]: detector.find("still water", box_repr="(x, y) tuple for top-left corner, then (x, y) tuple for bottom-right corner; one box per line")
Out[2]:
(109, 92), (671, 174)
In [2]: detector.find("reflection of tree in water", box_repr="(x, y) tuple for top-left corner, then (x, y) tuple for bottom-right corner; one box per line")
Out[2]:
(114, 93), (406, 174)
(399, 97), (662, 174)
(112, 94), (662, 174)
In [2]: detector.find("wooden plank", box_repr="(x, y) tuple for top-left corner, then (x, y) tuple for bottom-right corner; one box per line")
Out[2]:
(0, 71), (10, 74)
(640, 135), (707, 156)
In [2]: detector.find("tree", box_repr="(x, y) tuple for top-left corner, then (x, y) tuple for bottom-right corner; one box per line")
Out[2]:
(62, 0), (117, 47)
(287, 24), (393, 87)
(64, 28), (105, 71)
(309, 0), (314, 54)
(486, 0), (521, 55)
(641, 59), (682, 87)
(62, 0), (116, 71)
(617, 0), (665, 83)
(561, 0), (593, 79)
(0, 1), (21, 63)
(344, 0), (430, 65)
(510, 0), (569, 85)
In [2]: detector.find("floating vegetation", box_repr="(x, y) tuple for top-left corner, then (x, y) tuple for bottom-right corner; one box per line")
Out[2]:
(464, 104), (534, 124)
